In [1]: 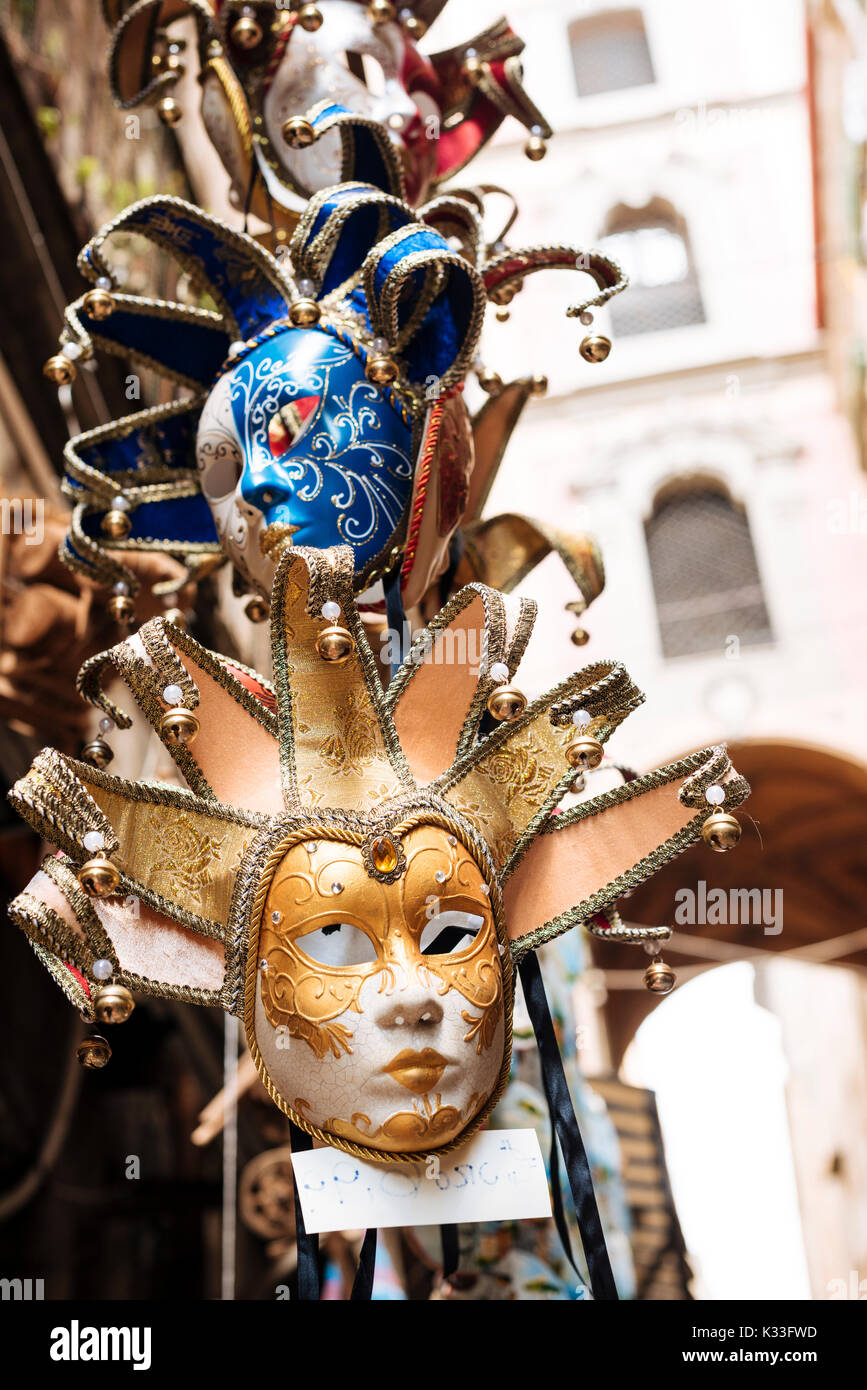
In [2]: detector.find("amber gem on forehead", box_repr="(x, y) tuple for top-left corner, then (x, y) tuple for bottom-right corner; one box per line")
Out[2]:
(370, 834), (398, 875)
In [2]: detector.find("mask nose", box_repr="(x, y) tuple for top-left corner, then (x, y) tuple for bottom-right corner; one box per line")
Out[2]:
(240, 470), (294, 522)
(375, 981), (444, 1032)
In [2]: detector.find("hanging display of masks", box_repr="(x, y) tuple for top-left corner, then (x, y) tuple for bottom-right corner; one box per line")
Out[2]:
(102, 1), (553, 222)
(9, 544), (749, 1163)
(46, 185), (623, 627)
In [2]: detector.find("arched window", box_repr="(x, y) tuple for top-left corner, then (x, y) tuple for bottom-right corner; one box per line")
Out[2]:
(645, 480), (773, 659)
(602, 202), (705, 336)
(568, 9), (655, 97)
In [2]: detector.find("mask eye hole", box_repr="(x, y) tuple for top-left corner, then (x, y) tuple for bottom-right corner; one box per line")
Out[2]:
(420, 911), (485, 956)
(198, 436), (243, 501)
(338, 50), (388, 96)
(266, 396), (320, 459)
(296, 922), (378, 968)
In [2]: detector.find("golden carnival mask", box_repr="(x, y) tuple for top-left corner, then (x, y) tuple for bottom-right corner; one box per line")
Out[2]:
(9, 545), (749, 1161)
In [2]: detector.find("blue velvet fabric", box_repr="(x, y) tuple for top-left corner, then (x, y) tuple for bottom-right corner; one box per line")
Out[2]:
(79, 306), (230, 388)
(81, 492), (218, 546)
(372, 228), (473, 381)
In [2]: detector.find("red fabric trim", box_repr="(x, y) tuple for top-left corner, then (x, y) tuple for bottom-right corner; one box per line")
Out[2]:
(225, 664), (278, 713)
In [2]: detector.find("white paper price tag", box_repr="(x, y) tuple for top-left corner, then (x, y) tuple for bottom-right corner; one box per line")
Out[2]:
(290, 1128), (552, 1233)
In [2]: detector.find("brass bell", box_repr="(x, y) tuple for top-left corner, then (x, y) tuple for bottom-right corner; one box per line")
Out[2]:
(231, 10), (264, 49)
(367, 0), (396, 22)
(487, 684), (527, 722)
(83, 287), (115, 320)
(404, 14), (426, 39)
(77, 1035), (112, 1069)
(477, 365), (503, 395)
(644, 958), (676, 995)
(701, 810), (742, 853)
(571, 627), (590, 647)
(282, 116), (315, 148)
(44, 353), (76, 386)
(366, 354), (398, 387)
(107, 593), (136, 625)
(77, 856), (121, 898)
(95, 982), (135, 1025)
(82, 737), (114, 770)
(159, 707), (200, 747)
(102, 508), (132, 540)
(580, 334), (612, 364)
(245, 595), (270, 623)
(524, 135), (547, 161)
(316, 624), (355, 663)
(529, 374), (548, 397)
(565, 734), (604, 770)
(464, 55), (485, 85)
(289, 297), (321, 327)
(495, 307), (510, 323)
(297, 3), (323, 29)
(157, 96), (183, 126)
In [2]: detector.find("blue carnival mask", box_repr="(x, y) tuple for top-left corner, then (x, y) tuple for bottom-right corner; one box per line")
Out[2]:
(196, 325), (414, 592)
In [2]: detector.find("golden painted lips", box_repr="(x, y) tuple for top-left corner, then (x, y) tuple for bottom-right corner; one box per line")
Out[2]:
(248, 820), (511, 1156)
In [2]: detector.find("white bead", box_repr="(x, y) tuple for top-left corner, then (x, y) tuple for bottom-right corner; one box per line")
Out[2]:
(330, 882), (344, 895)
(489, 662), (509, 683)
(162, 684), (184, 706)
(447, 835), (456, 846)
(579, 311), (593, 326)
(112, 495), (130, 512)
(643, 941), (662, 956)
(321, 601), (340, 621)
(572, 708), (591, 727)
(297, 278), (316, 297)
(96, 276), (112, 290)
(83, 831), (105, 853)
(371, 336), (390, 355)
(98, 717), (114, 734)
(93, 958), (113, 980)
(705, 784), (725, 805)
(62, 341), (83, 360)
(481, 884), (490, 895)
(113, 582), (129, 595)
(228, 341), (246, 358)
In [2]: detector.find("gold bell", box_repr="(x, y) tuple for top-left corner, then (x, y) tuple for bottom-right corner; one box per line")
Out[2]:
(404, 14), (426, 39)
(289, 297), (321, 327)
(571, 627), (590, 647)
(82, 737), (114, 770)
(580, 334), (612, 364)
(102, 508), (132, 540)
(367, 0), (396, 22)
(107, 593), (136, 625)
(495, 307), (510, 323)
(316, 624), (355, 663)
(77, 856), (121, 898)
(366, 354), (398, 387)
(159, 707), (200, 747)
(524, 135), (547, 161)
(297, 3), (323, 29)
(565, 734), (604, 770)
(282, 116), (315, 148)
(44, 353), (76, 386)
(77, 1035), (112, 1070)
(701, 810), (742, 853)
(83, 287), (115, 320)
(529, 374), (548, 397)
(370, 834), (399, 874)
(464, 55), (485, 85)
(157, 96), (183, 126)
(644, 958), (676, 995)
(95, 983), (135, 1025)
(231, 10), (264, 49)
(245, 595), (270, 623)
(477, 365), (503, 395)
(487, 684), (527, 722)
